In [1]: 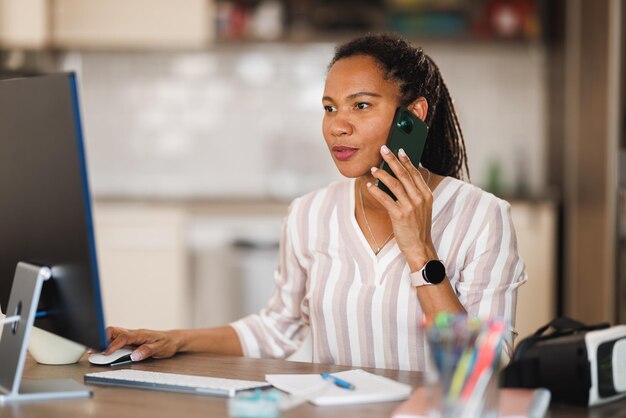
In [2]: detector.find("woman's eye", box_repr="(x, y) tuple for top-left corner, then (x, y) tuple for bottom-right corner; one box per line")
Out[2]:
(323, 105), (337, 113)
(355, 102), (370, 110)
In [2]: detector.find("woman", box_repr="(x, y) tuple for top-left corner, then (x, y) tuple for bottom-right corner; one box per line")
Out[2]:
(105, 33), (526, 371)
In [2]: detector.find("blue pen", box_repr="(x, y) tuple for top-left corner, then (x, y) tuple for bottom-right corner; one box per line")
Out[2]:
(321, 373), (356, 390)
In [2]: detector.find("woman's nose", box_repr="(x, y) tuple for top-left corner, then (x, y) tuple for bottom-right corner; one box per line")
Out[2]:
(330, 114), (353, 137)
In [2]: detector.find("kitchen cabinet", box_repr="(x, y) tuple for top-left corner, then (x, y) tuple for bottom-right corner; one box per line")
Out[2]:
(0, 0), (48, 49)
(92, 203), (190, 330)
(510, 200), (557, 339)
(52, 0), (214, 49)
(0, 0), (214, 50)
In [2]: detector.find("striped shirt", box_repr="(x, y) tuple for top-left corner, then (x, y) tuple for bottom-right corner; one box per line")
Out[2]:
(231, 176), (527, 371)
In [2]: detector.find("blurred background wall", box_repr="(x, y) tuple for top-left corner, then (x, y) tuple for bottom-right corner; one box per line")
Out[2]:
(0, 0), (623, 344)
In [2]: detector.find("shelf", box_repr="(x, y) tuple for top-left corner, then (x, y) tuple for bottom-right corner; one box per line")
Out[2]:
(214, 0), (542, 46)
(0, 0), (543, 52)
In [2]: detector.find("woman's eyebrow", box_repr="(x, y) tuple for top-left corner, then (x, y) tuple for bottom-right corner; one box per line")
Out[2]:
(322, 92), (382, 102)
(346, 92), (382, 100)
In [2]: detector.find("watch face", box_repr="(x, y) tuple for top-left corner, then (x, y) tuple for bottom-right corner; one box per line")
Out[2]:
(424, 260), (446, 284)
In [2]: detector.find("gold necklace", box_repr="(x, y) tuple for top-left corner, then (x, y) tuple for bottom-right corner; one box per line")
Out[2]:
(358, 167), (431, 255)
(359, 183), (394, 255)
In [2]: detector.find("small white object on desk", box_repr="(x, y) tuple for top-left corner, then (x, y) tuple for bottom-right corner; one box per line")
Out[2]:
(88, 348), (133, 366)
(28, 326), (86, 365)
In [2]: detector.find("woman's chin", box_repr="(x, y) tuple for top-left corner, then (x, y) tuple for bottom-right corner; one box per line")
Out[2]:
(333, 161), (376, 179)
(337, 169), (372, 179)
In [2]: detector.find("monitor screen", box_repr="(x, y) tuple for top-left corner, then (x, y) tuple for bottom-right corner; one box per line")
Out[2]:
(0, 73), (107, 350)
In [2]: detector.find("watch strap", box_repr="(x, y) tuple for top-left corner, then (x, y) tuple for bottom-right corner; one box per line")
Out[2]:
(410, 268), (432, 287)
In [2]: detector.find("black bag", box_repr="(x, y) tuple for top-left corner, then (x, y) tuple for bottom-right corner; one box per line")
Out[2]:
(501, 317), (610, 406)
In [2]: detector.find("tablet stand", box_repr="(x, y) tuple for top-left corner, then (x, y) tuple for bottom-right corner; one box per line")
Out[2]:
(0, 262), (92, 403)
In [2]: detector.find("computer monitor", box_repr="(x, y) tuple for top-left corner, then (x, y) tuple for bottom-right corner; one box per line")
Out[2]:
(0, 73), (107, 402)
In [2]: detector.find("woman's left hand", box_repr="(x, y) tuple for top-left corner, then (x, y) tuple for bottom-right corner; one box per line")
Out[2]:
(367, 145), (438, 271)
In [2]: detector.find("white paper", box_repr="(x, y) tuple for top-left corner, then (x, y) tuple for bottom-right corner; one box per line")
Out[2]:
(266, 369), (412, 406)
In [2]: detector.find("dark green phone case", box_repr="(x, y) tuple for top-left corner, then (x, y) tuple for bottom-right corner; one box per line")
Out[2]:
(376, 107), (429, 200)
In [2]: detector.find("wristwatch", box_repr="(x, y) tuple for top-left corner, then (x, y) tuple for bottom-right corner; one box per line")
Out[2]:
(410, 260), (446, 287)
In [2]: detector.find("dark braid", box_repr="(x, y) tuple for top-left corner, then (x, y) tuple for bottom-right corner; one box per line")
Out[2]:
(329, 33), (470, 180)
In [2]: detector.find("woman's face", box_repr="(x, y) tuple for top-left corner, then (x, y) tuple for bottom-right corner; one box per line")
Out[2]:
(322, 55), (401, 178)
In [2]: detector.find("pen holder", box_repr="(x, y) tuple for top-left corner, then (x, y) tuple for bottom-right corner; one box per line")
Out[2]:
(424, 313), (505, 418)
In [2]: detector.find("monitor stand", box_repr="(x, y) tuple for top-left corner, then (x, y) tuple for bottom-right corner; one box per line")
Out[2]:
(0, 262), (92, 403)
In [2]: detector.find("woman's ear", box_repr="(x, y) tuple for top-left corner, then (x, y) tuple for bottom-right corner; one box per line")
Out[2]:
(408, 97), (428, 122)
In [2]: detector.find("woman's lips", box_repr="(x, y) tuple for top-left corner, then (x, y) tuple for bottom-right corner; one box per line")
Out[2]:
(332, 146), (358, 161)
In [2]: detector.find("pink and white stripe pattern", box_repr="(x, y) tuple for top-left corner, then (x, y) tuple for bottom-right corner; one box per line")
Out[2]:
(231, 177), (527, 371)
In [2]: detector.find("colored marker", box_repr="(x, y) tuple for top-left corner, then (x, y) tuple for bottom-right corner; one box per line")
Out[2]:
(460, 321), (505, 400)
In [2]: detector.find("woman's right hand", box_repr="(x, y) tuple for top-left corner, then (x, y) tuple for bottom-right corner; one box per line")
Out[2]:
(104, 326), (182, 362)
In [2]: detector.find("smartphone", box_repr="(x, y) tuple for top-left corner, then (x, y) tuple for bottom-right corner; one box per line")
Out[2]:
(376, 106), (429, 200)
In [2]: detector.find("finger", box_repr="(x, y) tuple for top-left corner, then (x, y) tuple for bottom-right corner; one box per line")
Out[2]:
(106, 326), (117, 341)
(398, 148), (430, 196)
(150, 341), (177, 359)
(132, 340), (174, 361)
(379, 145), (418, 199)
(104, 327), (147, 354)
(365, 181), (403, 218)
(130, 345), (150, 362)
(371, 166), (411, 205)
(104, 335), (128, 355)
(103, 329), (131, 355)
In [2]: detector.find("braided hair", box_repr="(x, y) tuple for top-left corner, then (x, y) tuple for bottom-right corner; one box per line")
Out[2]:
(329, 33), (470, 180)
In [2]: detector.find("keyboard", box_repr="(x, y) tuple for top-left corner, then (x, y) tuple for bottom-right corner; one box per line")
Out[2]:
(84, 369), (270, 397)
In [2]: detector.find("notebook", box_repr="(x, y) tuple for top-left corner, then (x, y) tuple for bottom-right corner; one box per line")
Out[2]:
(265, 369), (412, 406)
(392, 387), (551, 418)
